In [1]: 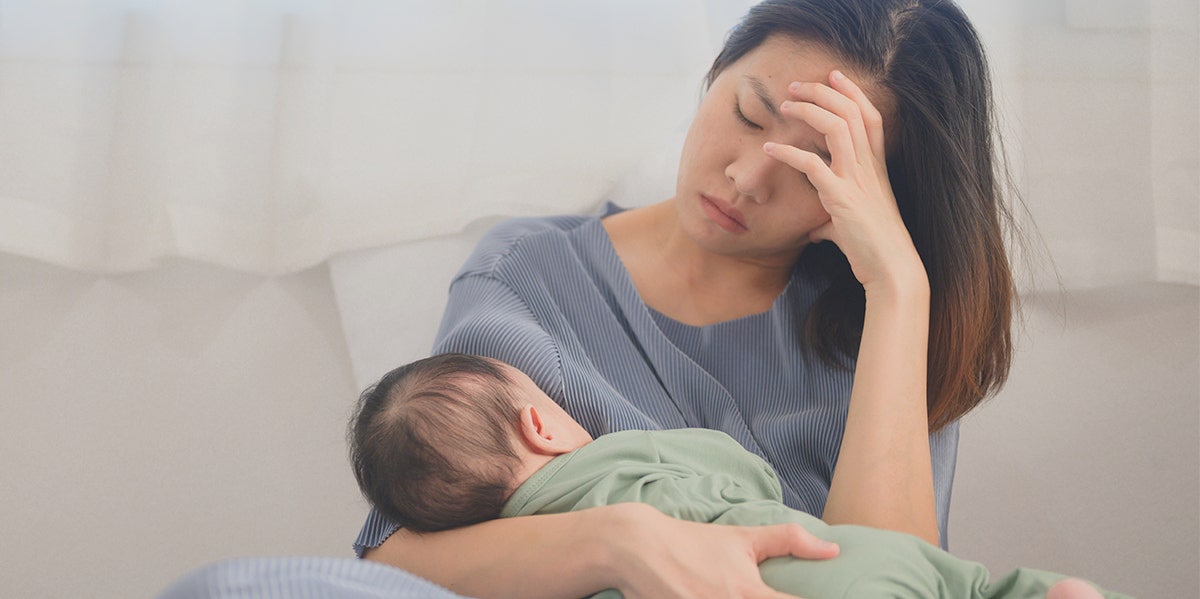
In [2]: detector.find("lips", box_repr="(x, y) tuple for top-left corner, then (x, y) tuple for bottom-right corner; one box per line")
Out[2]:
(699, 194), (748, 233)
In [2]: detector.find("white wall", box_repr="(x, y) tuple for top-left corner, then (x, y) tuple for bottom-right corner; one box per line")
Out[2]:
(1013, 0), (1199, 290)
(0, 255), (366, 598)
(951, 283), (1199, 598)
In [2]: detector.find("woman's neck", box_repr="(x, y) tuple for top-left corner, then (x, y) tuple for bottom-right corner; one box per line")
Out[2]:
(603, 202), (798, 326)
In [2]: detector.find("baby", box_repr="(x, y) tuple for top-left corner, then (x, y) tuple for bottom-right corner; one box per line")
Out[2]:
(349, 353), (1128, 599)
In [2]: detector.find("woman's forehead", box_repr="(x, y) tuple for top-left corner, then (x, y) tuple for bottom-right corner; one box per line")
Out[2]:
(724, 35), (894, 119)
(731, 36), (847, 84)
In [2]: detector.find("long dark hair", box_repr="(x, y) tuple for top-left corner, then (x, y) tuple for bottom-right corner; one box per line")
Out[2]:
(707, 0), (1019, 431)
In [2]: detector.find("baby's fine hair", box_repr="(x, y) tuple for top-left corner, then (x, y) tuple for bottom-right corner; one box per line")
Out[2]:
(348, 353), (524, 532)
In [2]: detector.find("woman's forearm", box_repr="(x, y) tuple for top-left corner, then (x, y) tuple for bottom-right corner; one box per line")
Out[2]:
(822, 274), (939, 545)
(365, 507), (619, 599)
(364, 501), (839, 599)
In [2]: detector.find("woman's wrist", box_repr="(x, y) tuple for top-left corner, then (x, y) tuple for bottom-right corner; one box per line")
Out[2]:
(853, 230), (930, 303)
(863, 263), (929, 309)
(586, 503), (661, 590)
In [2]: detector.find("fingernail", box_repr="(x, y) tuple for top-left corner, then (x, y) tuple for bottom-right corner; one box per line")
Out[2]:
(831, 70), (845, 82)
(763, 142), (777, 152)
(789, 81), (802, 92)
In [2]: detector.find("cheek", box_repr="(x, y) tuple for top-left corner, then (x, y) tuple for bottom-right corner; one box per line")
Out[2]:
(769, 186), (830, 229)
(683, 104), (738, 161)
(680, 125), (714, 167)
(772, 174), (820, 206)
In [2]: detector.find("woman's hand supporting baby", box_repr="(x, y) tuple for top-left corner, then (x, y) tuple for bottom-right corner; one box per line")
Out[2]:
(603, 503), (839, 599)
(366, 502), (838, 599)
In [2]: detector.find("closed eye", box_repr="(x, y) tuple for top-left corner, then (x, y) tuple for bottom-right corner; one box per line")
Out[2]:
(733, 102), (762, 131)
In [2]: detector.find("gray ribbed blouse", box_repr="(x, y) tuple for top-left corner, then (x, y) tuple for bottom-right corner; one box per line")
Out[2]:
(354, 210), (959, 554)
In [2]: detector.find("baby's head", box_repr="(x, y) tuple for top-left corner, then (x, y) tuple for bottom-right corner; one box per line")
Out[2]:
(348, 353), (592, 532)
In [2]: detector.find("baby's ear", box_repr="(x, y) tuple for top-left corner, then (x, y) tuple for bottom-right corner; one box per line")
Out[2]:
(518, 404), (569, 456)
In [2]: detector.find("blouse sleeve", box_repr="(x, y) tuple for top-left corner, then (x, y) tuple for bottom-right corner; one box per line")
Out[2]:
(431, 274), (565, 402)
(930, 419), (960, 549)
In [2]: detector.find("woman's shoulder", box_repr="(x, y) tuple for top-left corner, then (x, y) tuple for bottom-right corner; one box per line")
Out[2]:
(484, 213), (594, 246)
(459, 209), (615, 278)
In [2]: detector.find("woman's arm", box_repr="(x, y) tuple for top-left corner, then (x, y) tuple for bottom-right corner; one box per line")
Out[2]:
(822, 277), (937, 544)
(764, 71), (938, 544)
(365, 503), (837, 599)
(364, 508), (611, 599)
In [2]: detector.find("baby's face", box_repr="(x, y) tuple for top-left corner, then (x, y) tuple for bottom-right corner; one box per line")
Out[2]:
(501, 363), (594, 450)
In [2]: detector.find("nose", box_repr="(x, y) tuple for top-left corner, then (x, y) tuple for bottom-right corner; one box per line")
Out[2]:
(724, 148), (777, 203)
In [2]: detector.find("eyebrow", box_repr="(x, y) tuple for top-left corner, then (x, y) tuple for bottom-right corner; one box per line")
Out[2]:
(745, 75), (832, 164)
(746, 75), (783, 124)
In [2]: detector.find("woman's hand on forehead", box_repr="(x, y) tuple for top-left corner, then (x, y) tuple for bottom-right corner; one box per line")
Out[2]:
(764, 70), (926, 293)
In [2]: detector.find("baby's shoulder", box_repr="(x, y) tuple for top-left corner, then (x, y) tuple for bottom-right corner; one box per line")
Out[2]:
(602, 428), (749, 457)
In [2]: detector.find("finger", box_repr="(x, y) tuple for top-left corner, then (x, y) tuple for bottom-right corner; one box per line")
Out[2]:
(762, 142), (838, 197)
(782, 523), (840, 560)
(777, 100), (854, 177)
(788, 80), (872, 168)
(827, 70), (887, 162)
(748, 523), (840, 563)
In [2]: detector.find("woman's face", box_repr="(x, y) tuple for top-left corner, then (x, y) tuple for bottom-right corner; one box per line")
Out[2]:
(674, 36), (862, 266)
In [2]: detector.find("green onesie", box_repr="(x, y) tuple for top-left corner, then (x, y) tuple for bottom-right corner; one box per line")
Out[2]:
(500, 429), (1130, 599)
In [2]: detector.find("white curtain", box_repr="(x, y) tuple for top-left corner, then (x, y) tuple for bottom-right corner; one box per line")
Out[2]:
(1012, 0), (1199, 289)
(0, 0), (754, 274)
(1, 0), (1195, 286)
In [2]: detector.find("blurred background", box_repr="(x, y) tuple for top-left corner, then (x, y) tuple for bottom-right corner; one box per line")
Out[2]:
(0, 1), (1195, 597)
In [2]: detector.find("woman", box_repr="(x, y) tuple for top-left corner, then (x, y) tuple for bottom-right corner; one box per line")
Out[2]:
(356, 1), (1016, 597)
